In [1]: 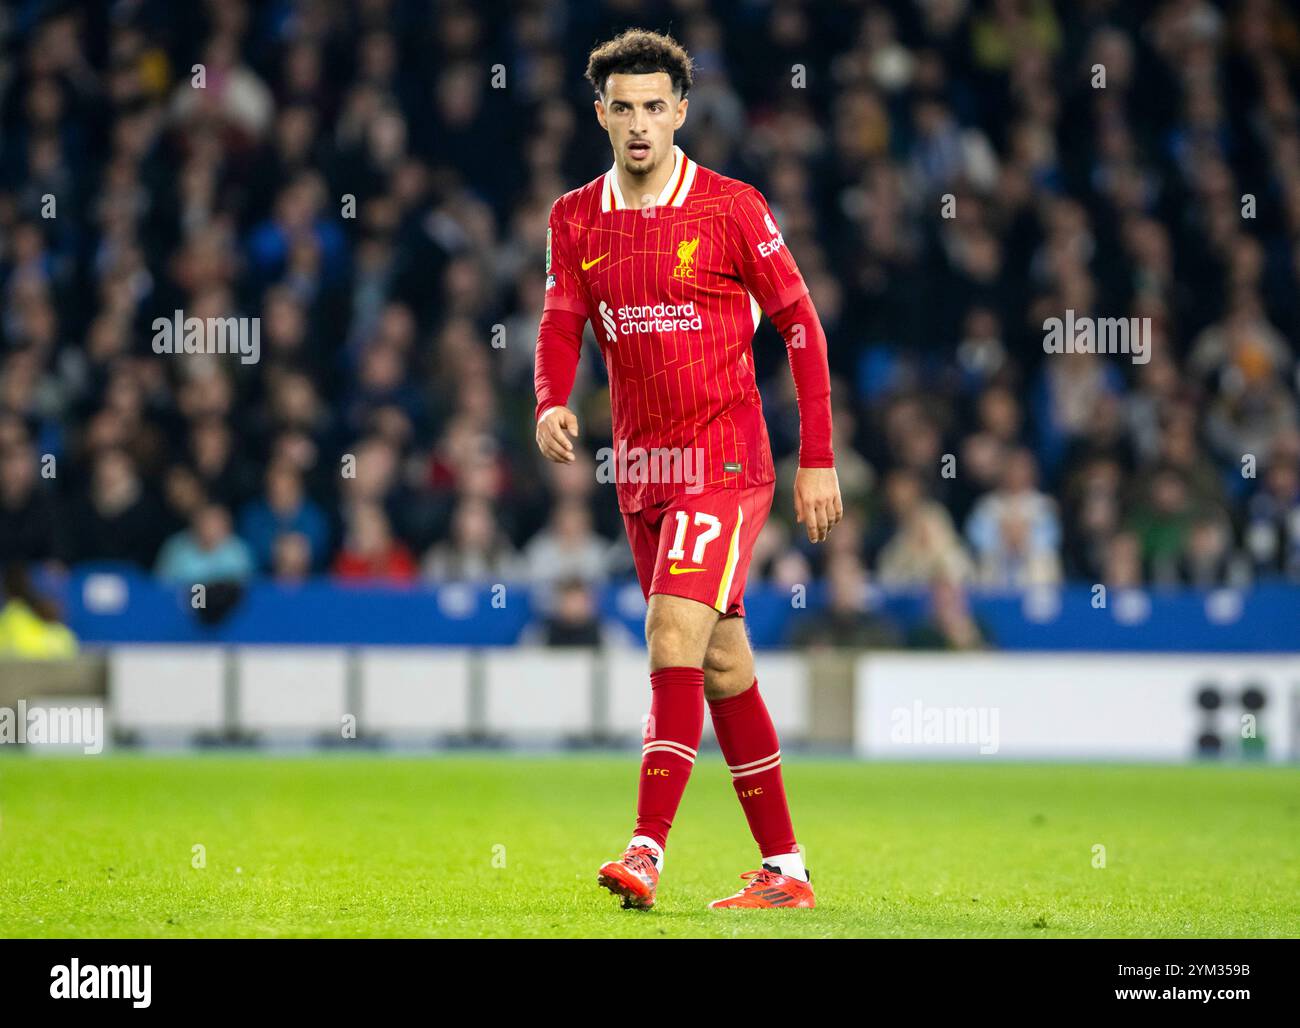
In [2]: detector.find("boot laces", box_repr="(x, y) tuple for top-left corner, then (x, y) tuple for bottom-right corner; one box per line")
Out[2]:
(739, 869), (780, 889)
(623, 845), (658, 875)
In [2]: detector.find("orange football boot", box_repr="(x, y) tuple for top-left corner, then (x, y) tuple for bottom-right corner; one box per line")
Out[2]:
(597, 844), (660, 909)
(708, 866), (815, 909)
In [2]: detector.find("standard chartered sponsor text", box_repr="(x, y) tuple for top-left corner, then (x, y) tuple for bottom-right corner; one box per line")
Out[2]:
(615, 301), (703, 334)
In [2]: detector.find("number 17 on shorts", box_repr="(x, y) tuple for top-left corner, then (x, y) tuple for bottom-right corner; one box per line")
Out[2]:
(625, 483), (775, 619)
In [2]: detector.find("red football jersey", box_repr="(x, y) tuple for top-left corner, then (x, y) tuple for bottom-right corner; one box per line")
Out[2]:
(541, 145), (813, 513)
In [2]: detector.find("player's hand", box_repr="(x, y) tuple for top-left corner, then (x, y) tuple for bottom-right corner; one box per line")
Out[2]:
(536, 406), (579, 462)
(794, 466), (842, 544)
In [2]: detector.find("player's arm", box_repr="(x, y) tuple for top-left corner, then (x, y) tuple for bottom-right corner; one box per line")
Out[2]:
(727, 186), (842, 543)
(770, 295), (842, 543)
(534, 202), (588, 463)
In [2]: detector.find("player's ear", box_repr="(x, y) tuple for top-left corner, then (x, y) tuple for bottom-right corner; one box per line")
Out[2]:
(594, 98), (607, 131)
(674, 96), (688, 130)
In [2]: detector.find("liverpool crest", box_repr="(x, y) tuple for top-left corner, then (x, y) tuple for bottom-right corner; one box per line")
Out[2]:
(672, 236), (699, 279)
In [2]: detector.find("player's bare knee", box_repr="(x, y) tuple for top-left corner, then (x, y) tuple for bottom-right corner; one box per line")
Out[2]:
(702, 644), (753, 701)
(647, 628), (684, 669)
(703, 642), (735, 678)
(646, 618), (699, 669)
(645, 597), (714, 669)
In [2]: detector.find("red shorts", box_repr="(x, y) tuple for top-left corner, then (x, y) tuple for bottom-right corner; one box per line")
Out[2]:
(621, 482), (775, 618)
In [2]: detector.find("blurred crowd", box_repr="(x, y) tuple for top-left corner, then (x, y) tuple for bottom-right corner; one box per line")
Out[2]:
(1, 0), (1298, 648)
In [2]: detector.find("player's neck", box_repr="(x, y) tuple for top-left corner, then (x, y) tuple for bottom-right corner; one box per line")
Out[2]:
(617, 149), (677, 210)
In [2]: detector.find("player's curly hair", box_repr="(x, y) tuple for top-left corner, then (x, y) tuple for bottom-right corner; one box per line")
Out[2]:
(585, 29), (694, 99)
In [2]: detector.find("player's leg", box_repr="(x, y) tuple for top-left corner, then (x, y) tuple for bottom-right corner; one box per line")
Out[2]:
(646, 590), (717, 670)
(598, 507), (717, 909)
(700, 484), (814, 908)
(700, 613), (753, 701)
(631, 591), (717, 846)
(705, 618), (808, 876)
(704, 616), (812, 909)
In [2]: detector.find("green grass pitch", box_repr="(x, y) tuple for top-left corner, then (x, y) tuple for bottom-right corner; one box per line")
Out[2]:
(1, 753), (1296, 938)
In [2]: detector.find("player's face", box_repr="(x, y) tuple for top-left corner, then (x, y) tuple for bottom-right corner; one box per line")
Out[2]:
(595, 72), (688, 179)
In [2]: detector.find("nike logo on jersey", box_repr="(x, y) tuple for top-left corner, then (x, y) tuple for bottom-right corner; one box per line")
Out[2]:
(668, 563), (706, 575)
(581, 252), (610, 270)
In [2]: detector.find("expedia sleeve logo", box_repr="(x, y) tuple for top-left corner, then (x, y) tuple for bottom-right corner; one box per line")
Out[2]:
(757, 212), (785, 258)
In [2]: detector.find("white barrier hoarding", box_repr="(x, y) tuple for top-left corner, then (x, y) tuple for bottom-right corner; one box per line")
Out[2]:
(105, 645), (1300, 760)
(855, 653), (1299, 761)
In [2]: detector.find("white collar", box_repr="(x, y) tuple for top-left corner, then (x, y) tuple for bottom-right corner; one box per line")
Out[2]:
(602, 144), (697, 212)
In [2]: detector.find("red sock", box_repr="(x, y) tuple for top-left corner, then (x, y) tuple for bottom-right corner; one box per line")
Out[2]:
(634, 667), (705, 850)
(708, 679), (797, 858)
